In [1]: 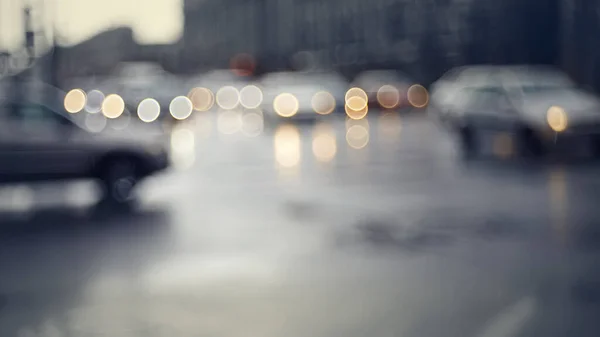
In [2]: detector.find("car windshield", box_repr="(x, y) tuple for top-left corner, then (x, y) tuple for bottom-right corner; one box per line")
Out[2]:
(519, 84), (577, 94)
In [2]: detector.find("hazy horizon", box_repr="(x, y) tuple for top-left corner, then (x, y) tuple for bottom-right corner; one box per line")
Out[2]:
(0, 0), (183, 51)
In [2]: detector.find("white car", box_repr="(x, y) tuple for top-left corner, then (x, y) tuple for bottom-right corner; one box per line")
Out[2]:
(0, 101), (170, 205)
(260, 71), (348, 120)
(428, 65), (499, 117)
(432, 65), (600, 157)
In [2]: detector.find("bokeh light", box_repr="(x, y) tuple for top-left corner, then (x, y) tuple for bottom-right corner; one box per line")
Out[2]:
(169, 96), (193, 120)
(216, 86), (240, 110)
(188, 87), (214, 111)
(311, 91), (336, 115)
(101, 94), (125, 119)
(64, 89), (86, 113)
(241, 110), (264, 137)
(345, 96), (369, 120)
(312, 124), (337, 162)
(274, 124), (301, 168)
(346, 124), (370, 149)
(239, 85), (263, 109)
(274, 93), (299, 117)
(85, 90), (105, 113)
(547, 106), (568, 132)
(217, 110), (243, 135)
(137, 98), (161, 123)
(377, 85), (400, 109)
(345, 87), (368, 106)
(407, 84), (429, 108)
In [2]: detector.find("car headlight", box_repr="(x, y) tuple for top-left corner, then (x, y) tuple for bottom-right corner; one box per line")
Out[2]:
(547, 106), (568, 132)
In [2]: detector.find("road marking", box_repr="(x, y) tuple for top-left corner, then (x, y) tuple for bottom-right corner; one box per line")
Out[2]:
(477, 296), (536, 337)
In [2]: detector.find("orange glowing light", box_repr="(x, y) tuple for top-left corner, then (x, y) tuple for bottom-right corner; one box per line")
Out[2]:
(377, 85), (400, 109)
(345, 96), (368, 120)
(407, 84), (429, 108)
(188, 87), (214, 111)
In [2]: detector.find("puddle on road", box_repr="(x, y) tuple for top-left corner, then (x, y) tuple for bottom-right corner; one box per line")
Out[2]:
(336, 210), (533, 254)
(352, 218), (454, 252)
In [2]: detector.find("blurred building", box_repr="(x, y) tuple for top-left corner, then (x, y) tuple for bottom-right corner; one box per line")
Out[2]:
(560, 0), (600, 90)
(182, 0), (560, 84)
(3, 0), (566, 91)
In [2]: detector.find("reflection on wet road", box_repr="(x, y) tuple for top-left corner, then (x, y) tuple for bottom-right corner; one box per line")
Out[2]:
(2, 112), (600, 336)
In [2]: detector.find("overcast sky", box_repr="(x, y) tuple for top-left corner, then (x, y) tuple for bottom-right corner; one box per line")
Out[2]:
(0, 0), (183, 50)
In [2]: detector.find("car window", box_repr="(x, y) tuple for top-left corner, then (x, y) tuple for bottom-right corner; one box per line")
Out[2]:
(463, 87), (513, 112)
(9, 104), (73, 127)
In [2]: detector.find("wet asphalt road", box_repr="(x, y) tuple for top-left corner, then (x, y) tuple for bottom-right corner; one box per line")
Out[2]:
(1, 111), (600, 336)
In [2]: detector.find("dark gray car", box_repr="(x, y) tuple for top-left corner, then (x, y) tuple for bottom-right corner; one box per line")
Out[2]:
(0, 102), (170, 204)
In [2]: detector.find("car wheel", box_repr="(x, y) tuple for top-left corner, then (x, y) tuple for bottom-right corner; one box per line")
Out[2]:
(100, 158), (139, 205)
(518, 128), (544, 158)
(458, 126), (477, 157)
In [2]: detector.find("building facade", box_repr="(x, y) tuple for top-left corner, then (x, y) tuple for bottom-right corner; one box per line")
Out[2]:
(182, 0), (559, 83)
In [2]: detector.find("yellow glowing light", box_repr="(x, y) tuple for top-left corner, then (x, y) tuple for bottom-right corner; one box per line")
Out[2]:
(346, 124), (369, 149)
(345, 87), (368, 106)
(312, 124), (337, 162)
(64, 89), (86, 113)
(377, 85), (400, 109)
(137, 98), (161, 123)
(239, 85), (263, 109)
(345, 97), (369, 120)
(346, 95), (368, 111)
(274, 124), (301, 168)
(547, 106), (568, 132)
(101, 94), (125, 119)
(216, 86), (240, 110)
(274, 93), (299, 117)
(188, 87), (214, 112)
(241, 110), (264, 137)
(407, 84), (429, 108)
(169, 96), (193, 120)
(311, 91), (336, 115)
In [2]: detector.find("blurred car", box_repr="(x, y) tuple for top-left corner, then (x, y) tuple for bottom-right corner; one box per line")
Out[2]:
(428, 65), (499, 117)
(260, 71), (348, 121)
(115, 62), (183, 120)
(351, 70), (414, 110)
(0, 101), (169, 205)
(432, 65), (600, 157)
